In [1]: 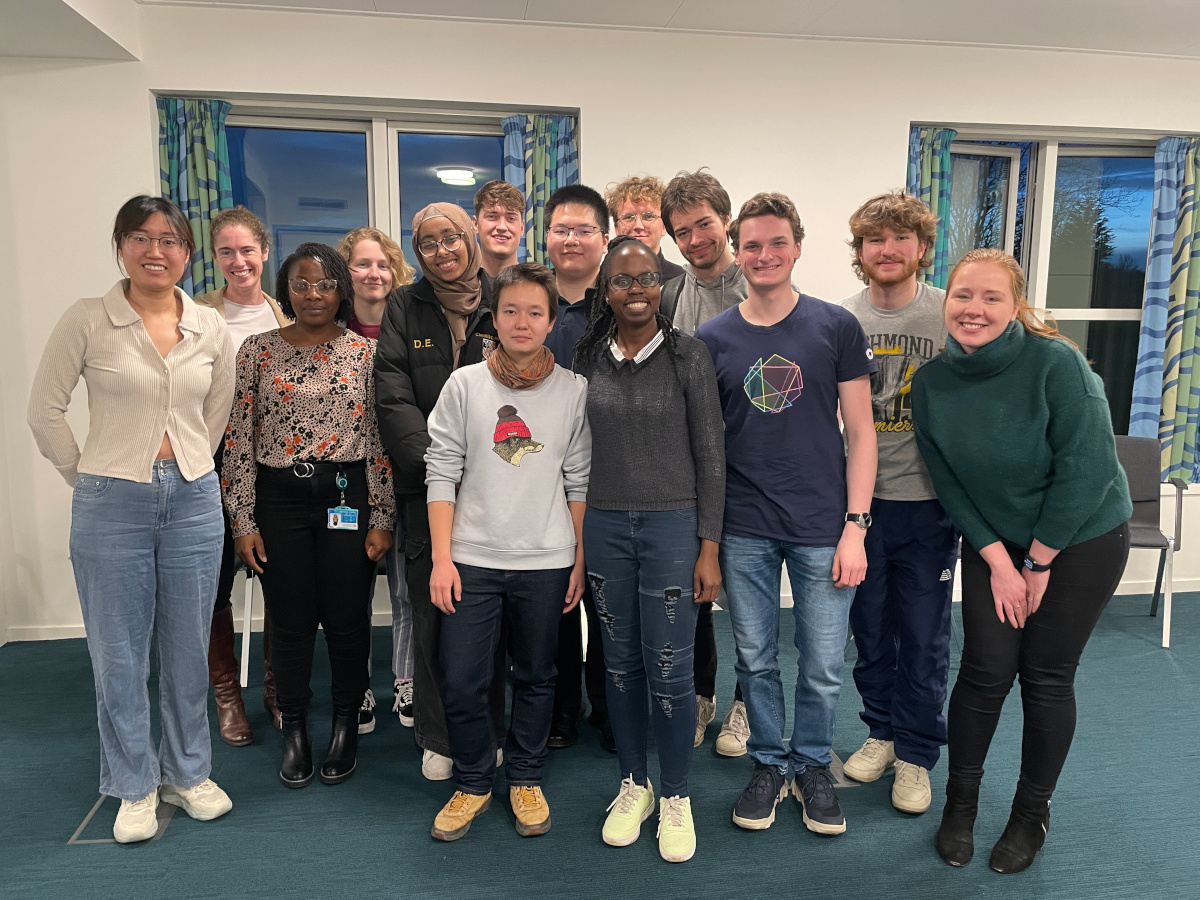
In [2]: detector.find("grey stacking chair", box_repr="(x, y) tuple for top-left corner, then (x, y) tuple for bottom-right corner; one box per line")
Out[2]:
(1114, 436), (1188, 648)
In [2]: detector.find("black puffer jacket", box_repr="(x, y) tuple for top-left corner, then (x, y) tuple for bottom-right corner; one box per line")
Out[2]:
(374, 271), (497, 500)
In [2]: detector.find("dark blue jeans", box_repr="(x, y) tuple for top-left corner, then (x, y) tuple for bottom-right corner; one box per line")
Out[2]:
(583, 507), (700, 798)
(849, 498), (959, 769)
(439, 563), (570, 795)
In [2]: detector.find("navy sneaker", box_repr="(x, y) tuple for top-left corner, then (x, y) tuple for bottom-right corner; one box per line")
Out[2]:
(794, 766), (846, 835)
(732, 764), (788, 830)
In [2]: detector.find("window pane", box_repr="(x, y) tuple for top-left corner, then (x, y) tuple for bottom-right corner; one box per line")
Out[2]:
(1055, 320), (1141, 435)
(397, 133), (506, 248)
(1046, 156), (1154, 310)
(227, 126), (369, 286)
(948, 153), (1011, 268)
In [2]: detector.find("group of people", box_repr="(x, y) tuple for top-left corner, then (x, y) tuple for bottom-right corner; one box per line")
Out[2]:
(28, 167), (1132, 874)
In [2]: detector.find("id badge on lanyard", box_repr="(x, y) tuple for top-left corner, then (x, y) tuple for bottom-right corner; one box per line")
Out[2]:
(327, 471), (359, 530)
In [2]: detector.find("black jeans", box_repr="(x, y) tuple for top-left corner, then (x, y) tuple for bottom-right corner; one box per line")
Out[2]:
(694, 596), (743, 703)
(949, 523), (1130, 802)
(441, 563), (570, 795)
(254, 463), (377, 717)
(552, 578), (609, 719)
(402, 496), (506, 757)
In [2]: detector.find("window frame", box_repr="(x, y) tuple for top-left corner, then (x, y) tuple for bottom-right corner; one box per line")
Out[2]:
(948, 142), (1021, 257)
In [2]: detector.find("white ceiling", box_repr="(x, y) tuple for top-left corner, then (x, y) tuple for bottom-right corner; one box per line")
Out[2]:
(2, 0), (136, 60)
(137, 0), (1200, 59)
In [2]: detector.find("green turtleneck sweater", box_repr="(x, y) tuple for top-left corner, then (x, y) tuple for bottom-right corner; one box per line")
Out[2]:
(910, 322), (1132, 553)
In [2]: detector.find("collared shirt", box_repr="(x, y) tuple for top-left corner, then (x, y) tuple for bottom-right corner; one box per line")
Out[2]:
(608, 329), (665, 368)
(28, 281), (236, 484)
(544, 287), (598, 369)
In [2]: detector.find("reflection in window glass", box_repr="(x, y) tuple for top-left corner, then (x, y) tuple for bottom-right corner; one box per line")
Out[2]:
(1055, 320), (1141, 435)
(947, 153), (1011, 268)
(397, 133), (505, 250)
(1047, 156), (1154, 310)
(228, 126), (370, 286)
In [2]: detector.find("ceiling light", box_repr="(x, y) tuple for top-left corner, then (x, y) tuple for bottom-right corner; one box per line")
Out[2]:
(437, 167), (476, 186)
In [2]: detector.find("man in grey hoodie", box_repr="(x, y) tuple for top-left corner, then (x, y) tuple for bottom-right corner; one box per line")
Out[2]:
(659, 169), (750, 757)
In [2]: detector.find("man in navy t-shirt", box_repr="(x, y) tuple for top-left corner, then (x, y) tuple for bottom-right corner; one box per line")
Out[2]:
(695, 192), (877, 838)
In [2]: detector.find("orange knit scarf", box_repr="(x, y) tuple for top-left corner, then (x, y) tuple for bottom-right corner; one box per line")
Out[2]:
(487, 344), (556, 390)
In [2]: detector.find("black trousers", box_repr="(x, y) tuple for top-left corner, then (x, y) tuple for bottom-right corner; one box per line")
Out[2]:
(949, 523), (1129, 802)
(694, 597), (742, 702)
(213, 450), (237, 614)
(402, 497), (506, 757)
(254, 463), (377, 717)
(552, 578), (608, 718)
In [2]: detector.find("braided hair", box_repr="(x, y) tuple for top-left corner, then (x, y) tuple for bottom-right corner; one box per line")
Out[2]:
(276, 242), (355, 324)
(572, 235), (681, 374)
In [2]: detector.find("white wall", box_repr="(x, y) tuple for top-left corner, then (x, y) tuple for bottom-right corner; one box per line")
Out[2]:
(4, 6), (1200, 640)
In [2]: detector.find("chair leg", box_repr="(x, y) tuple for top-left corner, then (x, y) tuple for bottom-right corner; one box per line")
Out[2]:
(1162, 540), (1174, 650)
(1150, 550), (1166, 617)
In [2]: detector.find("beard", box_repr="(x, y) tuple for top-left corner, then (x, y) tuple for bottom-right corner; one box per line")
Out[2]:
(863, 255), (921, 285)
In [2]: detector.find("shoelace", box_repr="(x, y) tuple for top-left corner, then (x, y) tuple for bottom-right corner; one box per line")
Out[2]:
(125, 794), (157, 813)
(747, 767), (782, 799)
(513, 787), (541, 812)
(607, 776), (644, 815)
(392, 681), (413, 713)
(184, 779), (219, 799)
(894, 762), (921, 785)
(361, 689), (375, 712)
(859, 738), (890, 761)
(446, 792), (474, 814)
(657, 797), (687, 836)
(802, 769), (835, 804)
(727, 704), (749, 735)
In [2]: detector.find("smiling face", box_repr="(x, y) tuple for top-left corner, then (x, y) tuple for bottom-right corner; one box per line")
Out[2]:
(213, 223), (267, 295)
(119, 212), (189, 294)
(614, 198), (666, 254)
(546, 202), (608, 282)
(606, 242), (661, 332)
(494, 280), (555, 364)
(474, 203), (523, 263)
(417, 218), (470, 282)
(734, 215), (801, 291)
(858, 225), (925, 287)
(668, 202), (732, 272)
(346, 239), (393, 303)
(287, 257), (341, 330)
(944, 260), (1019, 353)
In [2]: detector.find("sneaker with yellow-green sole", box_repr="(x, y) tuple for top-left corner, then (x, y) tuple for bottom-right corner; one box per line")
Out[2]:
(431, 790), (492, 842)
(657, 796), (696, 863)
(602, 775), (654, 847)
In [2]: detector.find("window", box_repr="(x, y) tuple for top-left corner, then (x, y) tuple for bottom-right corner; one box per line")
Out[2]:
(395, 132), (505, 246)
(947, 144), (1020, 267)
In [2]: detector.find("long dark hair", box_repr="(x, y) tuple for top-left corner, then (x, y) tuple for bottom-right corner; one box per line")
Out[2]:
(275, 242), (355, 323)
(572, 235), (680, 373)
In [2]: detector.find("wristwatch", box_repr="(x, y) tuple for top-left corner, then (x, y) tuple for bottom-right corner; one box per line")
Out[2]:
(1023, 554), (1052, 573)
(845, 512), (872, 530)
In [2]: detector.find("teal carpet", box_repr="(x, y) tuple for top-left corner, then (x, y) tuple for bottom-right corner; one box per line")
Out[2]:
(1, 594), (1197, 899)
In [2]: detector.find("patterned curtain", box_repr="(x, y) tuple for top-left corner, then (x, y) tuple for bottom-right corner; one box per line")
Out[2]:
(157, 98), (233, 296)
(501, 114), (580, 265)
(906, 126), (958, 288)
(1130, 136), (1200, 483)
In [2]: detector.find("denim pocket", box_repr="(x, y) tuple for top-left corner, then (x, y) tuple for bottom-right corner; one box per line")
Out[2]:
(671, 506), (698, 522)
(195, 471), (221, 493)
(73, 475), (114, 498)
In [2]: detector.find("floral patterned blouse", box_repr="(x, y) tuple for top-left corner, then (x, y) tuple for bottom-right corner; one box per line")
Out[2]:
(221, 329), (395, 538)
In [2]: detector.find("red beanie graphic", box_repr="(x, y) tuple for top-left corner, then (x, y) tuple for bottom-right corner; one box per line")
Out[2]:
(493, 405), (531, 443)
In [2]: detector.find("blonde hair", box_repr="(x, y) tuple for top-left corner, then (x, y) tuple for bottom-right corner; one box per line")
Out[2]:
(847, 191), (938, 284)
(337, 227), (415, 291)
(947, 248), (1076, 347)
(604, 175), (666, 222)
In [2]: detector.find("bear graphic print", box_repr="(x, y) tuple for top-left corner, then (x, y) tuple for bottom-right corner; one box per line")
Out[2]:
(492, 405), (543, 466)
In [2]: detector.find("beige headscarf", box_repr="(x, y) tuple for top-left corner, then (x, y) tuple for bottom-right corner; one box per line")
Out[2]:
(412, 203), (482, 364)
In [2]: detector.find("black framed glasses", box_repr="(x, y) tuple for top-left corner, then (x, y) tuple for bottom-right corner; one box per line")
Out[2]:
(607, 271), (662, 291)
(288, 278), (338, 294)
(417, 232), (466, 257)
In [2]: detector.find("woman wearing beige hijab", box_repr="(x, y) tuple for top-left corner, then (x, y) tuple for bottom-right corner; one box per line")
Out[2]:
(373, 202), (509, 780)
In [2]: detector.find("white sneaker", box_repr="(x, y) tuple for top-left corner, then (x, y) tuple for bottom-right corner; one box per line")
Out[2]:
(159, 779), (233, 821)
(842, 738), (896, 783)
(113, 791), (159, 843)
(422, 749), (453, 781)
(891, 760), (932, 814)
(694, 695), (716, 748)
(714, 700), (750, 758)
(358, 688), (376, 735)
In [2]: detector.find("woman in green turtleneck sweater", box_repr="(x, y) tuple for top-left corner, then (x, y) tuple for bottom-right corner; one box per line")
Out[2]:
(911, 249), (1131, 876)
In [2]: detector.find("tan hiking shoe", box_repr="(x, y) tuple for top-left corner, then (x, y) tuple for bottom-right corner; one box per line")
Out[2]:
(510, 785), (551, 836)
(431, 790), (491, 842)
(842, 738), (896, 783)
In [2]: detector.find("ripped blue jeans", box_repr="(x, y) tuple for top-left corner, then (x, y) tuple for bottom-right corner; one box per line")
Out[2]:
(583, 507), (700, 798)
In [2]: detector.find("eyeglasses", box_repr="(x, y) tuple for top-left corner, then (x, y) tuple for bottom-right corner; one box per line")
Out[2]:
(124, 233), (188, 254)
(417, 232), (466, 257)
(607, 271), (662, 291)
(288, 278), (338, 294)
(548, 225), (602, 240)
(617, 212), (661, 225)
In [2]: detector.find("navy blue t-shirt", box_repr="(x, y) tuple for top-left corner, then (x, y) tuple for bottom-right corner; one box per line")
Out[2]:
(696, 294), (876, 547)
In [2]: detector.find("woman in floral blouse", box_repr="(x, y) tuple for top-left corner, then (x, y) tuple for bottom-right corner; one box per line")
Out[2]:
(222, 242), (395, 789)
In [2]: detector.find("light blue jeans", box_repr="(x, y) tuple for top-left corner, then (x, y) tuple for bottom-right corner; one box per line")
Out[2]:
(69, 460), (224, 801)
(720, 534), (855, 775)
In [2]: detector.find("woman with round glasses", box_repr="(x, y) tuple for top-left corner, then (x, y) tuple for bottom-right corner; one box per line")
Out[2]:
(28, 195), (236, 842)
(222, 242), (395, 789)
(571, 235), (726, 863)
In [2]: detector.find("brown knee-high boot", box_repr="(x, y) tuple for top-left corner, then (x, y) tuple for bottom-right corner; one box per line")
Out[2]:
(262, 606), (282, 732)
(209, 605), (253, 746)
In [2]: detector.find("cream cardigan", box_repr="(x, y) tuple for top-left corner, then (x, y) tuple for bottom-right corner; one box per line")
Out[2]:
(28, 281), (236, 485)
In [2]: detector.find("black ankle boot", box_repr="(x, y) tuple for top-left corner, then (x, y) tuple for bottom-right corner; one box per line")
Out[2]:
(319, 707), (358, 785)
(936, 776), (980, 867)
(989, 786), (1051, 874)
(279, 713), (314, 789)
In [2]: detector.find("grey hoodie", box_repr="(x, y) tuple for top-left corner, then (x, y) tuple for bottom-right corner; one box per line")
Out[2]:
(671, 259), (749, 336)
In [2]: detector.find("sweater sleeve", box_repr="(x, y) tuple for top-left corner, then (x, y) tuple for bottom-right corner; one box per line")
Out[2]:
(561, 377), (591, 503)
(424, 372), (467, 505)
(27, 301), (89, 485)
(374, 294), (432, 493)
(363, 343), (396, 532)
(221, 339), (261, 538)
(202, 321), (236, 457)
(685, 341), (727, 543)
(912, 371), (1001, 552)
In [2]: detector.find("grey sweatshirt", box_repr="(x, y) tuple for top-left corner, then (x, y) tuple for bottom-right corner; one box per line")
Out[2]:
(672, 259), (748, 336)
(425, 362), (591, 570)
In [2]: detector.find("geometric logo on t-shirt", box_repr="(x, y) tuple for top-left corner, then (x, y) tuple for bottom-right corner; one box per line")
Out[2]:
(744, 354), (803, 413)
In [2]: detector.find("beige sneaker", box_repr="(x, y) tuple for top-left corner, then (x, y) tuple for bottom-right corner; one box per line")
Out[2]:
(113, 791), (159, 843)
(891, 760), (931, 814)
(694, 695), (716, 748)
(714, 700), (749, 757)
(510, 785), (551, 836)
(159, 779), (232, 821)
(421, 749), (453, 781)
(842, 738), (896, 783)
(431, 790), (491, 842)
